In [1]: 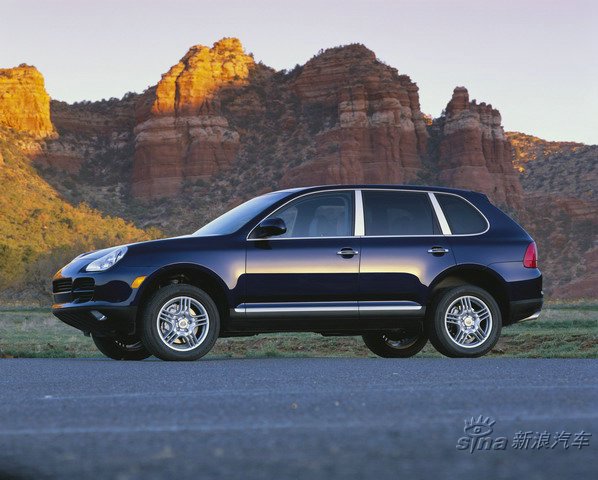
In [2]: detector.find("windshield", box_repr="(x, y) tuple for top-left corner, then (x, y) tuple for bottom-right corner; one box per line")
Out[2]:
(193, 191), (291, 236)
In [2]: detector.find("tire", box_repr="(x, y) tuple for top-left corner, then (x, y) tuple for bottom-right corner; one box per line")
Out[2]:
(426, 285), (501, 358)
(362, 328), (427, 358)
(140, 284), (220, 361)
(91, 334), (151, 361)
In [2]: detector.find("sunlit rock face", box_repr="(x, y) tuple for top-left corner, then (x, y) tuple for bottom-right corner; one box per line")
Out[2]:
(0, 65), (54, 138)
(132, 38), (254, 199)
(437, 87), (523, 209)
(282, 44), (428, 187)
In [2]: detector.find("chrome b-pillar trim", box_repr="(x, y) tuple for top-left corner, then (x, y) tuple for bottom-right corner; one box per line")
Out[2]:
(428, 192), (452, 235)
(354, 190), (365, 236)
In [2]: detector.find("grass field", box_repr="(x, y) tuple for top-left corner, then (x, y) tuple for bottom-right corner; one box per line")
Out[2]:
(0, 304), (596, 359)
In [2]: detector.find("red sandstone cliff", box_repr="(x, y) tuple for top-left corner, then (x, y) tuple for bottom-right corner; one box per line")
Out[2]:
(437, 87), (523, 209)
(0, 65), (54, 138)
(131, 38), (255, 198)
(282, 45), (428, 187)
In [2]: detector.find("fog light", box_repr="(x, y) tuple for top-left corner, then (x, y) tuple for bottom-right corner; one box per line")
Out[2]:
(91, 310), (107, 321)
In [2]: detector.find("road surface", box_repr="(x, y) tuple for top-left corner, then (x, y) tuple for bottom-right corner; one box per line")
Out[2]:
(0, 358), (596, 479)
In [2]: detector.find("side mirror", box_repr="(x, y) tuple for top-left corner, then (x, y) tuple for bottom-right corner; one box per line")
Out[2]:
(253, 217), (287, 238)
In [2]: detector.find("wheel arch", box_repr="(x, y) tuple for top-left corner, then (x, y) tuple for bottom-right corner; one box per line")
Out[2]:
(133, 263), (231, 331)
(428, 264), (510, 323)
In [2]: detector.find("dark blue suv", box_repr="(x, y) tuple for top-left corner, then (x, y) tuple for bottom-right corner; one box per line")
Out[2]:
(52, 185), (543, 361)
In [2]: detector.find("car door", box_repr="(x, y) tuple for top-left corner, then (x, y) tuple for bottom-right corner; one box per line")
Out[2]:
(242, 190), (360, 319)
(358, 189), (456, 316)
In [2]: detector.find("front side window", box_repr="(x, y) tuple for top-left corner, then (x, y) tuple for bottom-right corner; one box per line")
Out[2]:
(435, 194), (487, 234)
(363, 191), (440, 236)
(264, 191), (354, 238)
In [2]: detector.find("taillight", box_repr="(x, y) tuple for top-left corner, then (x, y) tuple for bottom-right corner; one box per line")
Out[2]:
(523, 242), (538, 268)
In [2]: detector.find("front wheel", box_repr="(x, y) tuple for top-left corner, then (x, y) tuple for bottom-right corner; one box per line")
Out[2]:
(140, 284), (220, 361)
(426, 285), (502, 358)
(362, 329), (428, 358)
(91, 334), (151, 360)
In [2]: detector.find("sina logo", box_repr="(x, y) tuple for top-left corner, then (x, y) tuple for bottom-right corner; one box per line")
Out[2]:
(456, 415), (508, 453)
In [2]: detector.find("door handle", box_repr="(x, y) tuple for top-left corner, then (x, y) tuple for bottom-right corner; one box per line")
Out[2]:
(428, 246), (449, 255)
(337, 248), (359, 257)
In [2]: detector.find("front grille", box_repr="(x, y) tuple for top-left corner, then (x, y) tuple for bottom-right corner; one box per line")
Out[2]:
(53, 277), (95, 303)
(73, 277), (95, 302)
(53, 278), (73, 294)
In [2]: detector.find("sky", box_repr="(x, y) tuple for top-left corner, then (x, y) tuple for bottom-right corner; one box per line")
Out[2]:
(1, 0), (596, 144)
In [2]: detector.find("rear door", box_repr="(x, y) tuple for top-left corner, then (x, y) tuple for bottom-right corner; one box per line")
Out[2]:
(358, 189), (456, 316)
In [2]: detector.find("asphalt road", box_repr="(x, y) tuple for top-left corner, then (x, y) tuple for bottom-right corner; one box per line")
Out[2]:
(0, 358), (596, 480)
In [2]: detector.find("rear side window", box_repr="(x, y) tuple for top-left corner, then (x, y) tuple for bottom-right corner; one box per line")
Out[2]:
(436, 194), (487, 234)
(363, 191), (441, 236)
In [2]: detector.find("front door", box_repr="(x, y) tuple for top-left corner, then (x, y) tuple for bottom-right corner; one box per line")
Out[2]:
(242, 190), (360, 320)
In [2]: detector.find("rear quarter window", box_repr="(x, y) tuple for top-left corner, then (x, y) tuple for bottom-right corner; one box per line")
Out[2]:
(436, 194), (488, 234)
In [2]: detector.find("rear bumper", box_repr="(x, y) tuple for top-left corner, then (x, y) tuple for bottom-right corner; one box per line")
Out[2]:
(509, 298), (543, 324)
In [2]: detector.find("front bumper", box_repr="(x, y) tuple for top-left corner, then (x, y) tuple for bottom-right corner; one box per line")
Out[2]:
(53, 305), (137, 336)
(51, 265), (154, 336)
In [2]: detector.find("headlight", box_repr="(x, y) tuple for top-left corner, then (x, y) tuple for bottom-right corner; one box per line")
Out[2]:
(85, 246), (127, 272)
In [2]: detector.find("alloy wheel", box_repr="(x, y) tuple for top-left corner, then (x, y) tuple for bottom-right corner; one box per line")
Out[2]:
(443, 295), (493, 348)
(156, 296), (210, 351)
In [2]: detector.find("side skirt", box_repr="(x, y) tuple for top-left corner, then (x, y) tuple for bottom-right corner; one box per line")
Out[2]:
(226, 301), (426, 333)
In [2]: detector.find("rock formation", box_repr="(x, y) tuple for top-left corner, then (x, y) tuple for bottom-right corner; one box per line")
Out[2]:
(282, 44), (428, 186)
(437, 87), (523, 209)
(131, 38), (254, 198)
(0, 65), (54, 137)
(1, 39), (595, 299)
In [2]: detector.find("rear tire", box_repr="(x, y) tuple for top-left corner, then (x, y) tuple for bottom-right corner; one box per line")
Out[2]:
(140, 284), (220, 361)
(426, 285), (501, 358)
(91, 334), (151, 361)
(362, 329), (427, 358)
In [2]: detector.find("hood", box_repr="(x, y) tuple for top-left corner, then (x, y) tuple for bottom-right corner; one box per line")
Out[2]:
(55, 235), (232, 278)
(57, 234), (199, 275)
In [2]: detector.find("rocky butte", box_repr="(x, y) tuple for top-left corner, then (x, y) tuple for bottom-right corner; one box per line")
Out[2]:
(283, 44), (428, 186)
(0, 65), (54, 138)
(436, 87), (523, 209)
(132, 38), (255, 198)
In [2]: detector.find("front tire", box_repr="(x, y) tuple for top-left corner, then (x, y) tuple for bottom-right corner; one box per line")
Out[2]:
(362, 329), (427, 358)
(426, 285), (501, 358)
(91, 334), (151, 361)
(140, 284), (220, 361)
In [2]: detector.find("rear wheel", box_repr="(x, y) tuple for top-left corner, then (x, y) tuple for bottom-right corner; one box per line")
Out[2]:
(140, 284), (220, 361)
(426, 285), (501, 358)
(91, 334), (151, 361)
(362, 329), (427, 358)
